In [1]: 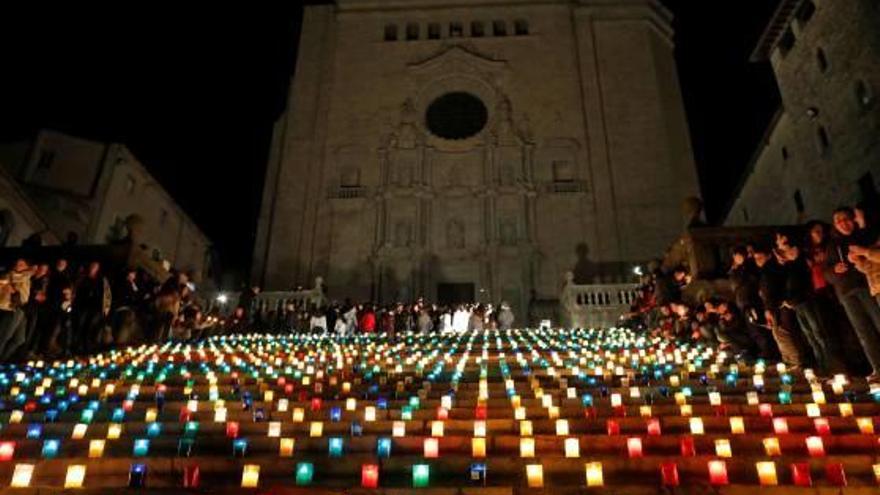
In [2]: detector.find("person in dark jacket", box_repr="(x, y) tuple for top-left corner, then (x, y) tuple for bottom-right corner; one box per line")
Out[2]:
(73, 261), (109, 354)
(754, 244), (802, 368)
(824, 207), (880, 383)
(777, 231), (840, 375)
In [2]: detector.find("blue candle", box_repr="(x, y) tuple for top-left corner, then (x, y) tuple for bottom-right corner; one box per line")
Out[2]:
(377, 437), (392, 458)
(27, 424), (42, 439)
(42, 439), (60, 458)
(329, 437), (344, 457)
(112, 408), (125, 423)
(128, 463), (147, 488)
(330, 407), (342, 422)
(232, 438), (248, 457)
(147, 422), (162, 437)
(133, 438), (150, 457)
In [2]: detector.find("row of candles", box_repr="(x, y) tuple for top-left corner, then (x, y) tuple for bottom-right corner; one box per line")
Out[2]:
(6, 459), (880, 488)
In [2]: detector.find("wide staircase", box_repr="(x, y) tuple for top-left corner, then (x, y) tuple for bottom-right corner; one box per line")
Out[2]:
(1, 328), (879, 494)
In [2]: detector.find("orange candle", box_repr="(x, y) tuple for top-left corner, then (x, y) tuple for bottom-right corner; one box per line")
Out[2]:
(708, 460), (728, 486)
(627, 437), (643, 458)
(806, 436), (825, 457)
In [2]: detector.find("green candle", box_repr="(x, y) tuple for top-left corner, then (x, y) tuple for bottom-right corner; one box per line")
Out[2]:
(413, 464), (430, 488)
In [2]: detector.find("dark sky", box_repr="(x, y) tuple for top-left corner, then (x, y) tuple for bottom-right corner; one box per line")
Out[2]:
(1, 2), (781, 282)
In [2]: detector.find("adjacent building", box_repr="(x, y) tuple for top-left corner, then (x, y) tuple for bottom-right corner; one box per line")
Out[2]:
(726, 0), (880, 226)
(0, 129), (213, 281)
(254, 0), (701, 311)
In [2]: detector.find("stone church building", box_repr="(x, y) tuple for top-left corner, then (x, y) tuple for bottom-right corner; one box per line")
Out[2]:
(253, 0), (699, 310)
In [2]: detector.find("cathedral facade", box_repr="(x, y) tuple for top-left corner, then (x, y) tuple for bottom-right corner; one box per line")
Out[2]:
(253, 0), (699, 311)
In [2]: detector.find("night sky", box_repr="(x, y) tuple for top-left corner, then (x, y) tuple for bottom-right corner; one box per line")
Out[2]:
(1, 2), (781, 283)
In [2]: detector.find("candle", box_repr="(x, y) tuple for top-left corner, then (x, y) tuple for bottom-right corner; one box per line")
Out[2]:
(660, 462), (679, 486)
(431, 421), (444, 437)
(412, 464), (430, 488)
(520, 437), (535, 458)
(72, 423), (88, 439)
(365, 406), (376, 422)
(393, 421), (406, 437)
(814, 418), (831, 435)
(474, 421), (486, 437)
(825, 463), (847, 486)
(772, 417), (788, 434)
(730, 416), (745, 434)
(607, 419), (620, 436)
(515, 407), (526, 420)
(310, 421), (323, 438)
(680, 435), (696, 457)
(526, 464), (544, 488)
(520, 421), (533, 437)
(226, 422), (240, 438)
(626, 437), (643, 458)
(715, 438), (732, 458)
(88, 439), (105, 458)
(839, 403), (853, 417)
(806, 403), (821, 418)
(689, 417), (704, 435)
(873, 463), (880, 484)
(708, 460), (728, 485)
(806, 436), (825, 457)
(42, 439), (60, 459)
(791, 462), (811, 486)
(556, 419), (569, 436)
(65, 465), (86, 488)
(279, 438), (295, 457)
(133, 438), (149, 457)
(756, 461), (778, 485)
(763, 437), (782, 456)
(759, 403), (773, 417)
(472, 437), (486, 457)
(424, 438), (439, 458)
(129, 463), (147, 488)
(11, 463), (34, 488)
(329, 437), (344, 457)
(361, 464), (379, 488)
(585, 462), (603, 487)
(565, 437), (580, 458)
(241, 464), (260, 488)
(0, 442), (15, 461)
(858, 417), (875, 434)
(295, 462), (314, 486)
(214, 408), (227, 422)
(647, 418), (661, 436)
(640, 405), (652, 418)
(292, 408), (305, 422)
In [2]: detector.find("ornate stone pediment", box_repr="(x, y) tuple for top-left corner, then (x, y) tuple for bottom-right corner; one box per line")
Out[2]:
(408, 44), (508, 75)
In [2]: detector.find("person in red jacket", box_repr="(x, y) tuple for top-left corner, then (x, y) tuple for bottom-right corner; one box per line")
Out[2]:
(358, 305), (376, 333)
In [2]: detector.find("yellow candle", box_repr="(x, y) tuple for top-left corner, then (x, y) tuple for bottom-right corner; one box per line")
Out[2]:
(763, 437), (781, 456)
(756, 461), (778, 486)
(214, 408), (227, 423)
(474, 421), (486, 437)
(267, 421), (281, 438)
(806, 403), (821, 418)
(585, 462), (604, 487)
(11, 463), (34, 488)
(857, 417), (874, 434)
(145, 408), (157, 423)
(514, 406), (526, 420)
(431, 421), (444, 437)
(65, 465), (86, 488)
(730, 417), (745, 434)
(365, 406), (376, 422)
(556, 419), (569, 436)
(241, 464), (260, 488)
(310, 421), (323, 438)
(689, 417), (704, 435)
(72, 423), (88, 440)
(839, 403), (853, 417)
(106, 423), (122, 440)
(88, 439), (105, 458)
(714, 438), (732, 458)
(279, 438), (295, 457)
(472, 437), (486, 458)
(520, 437), (535, 458)
(564, 437), (580, 458)
(526, 464), (544, 488)
(520, 420), (533, 437)
(680, 404), (693, 417)
(292, 408), (305, 422)
(346, 398), (357, 411)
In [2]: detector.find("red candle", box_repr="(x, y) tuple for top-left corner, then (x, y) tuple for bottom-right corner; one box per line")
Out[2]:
(310, 398), (322, 411)
(284, 384), (294, 394)
(680, 436), (696, 457)
(584, 407), (596, 420)
(806, 436), (825, 457)
(277, 377), (286, 386)
(24, 401), (37, 413)
(647, 418), (661, 436)
(813, 418), (831, 435)
(226, 421), (240, 438)
(825, 463), (846, 486)
(183, 464), (200, 488)
(361, 464), (379, 488)
(772, 417), (788, 434)
(475, 405), (487, 419)
(708, 460), (729, 486)
(660, 462), (679, 486)
(606, 419), (620, 436)
(613, 405), (627, 417)
(424, 438), (439, 458)
(627, 437), (643, 458)
(0, 441), (15, 461)
(122, 400), (134, 412)
(437, 407), (449, 420)
(791, 463), (812, 487)
(759, 403), (773, 418)
(713, 404), (728, 417)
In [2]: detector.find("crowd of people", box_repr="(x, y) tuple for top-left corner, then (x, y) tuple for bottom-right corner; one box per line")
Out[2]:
(0, 257), (204, 360)
(231, 296), (517, 336)
(627, 204), (880, 383)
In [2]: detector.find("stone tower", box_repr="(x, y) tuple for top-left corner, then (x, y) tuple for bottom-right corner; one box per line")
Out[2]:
(727, 0), (880, 226)
(253, 0), (699, 313)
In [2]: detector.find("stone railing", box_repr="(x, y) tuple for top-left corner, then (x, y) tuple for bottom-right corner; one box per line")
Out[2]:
(560, 278), (639, 329)
(206, 278), (327, 316)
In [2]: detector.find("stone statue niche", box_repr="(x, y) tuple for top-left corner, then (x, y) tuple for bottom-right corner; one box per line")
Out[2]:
(446, 219), (465, 249)
(394, 220), (413, 248)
